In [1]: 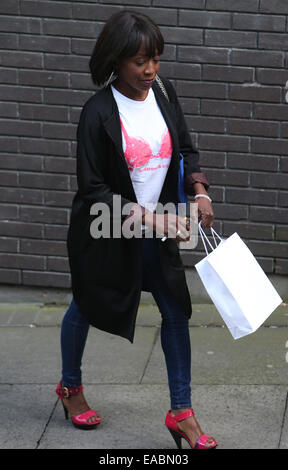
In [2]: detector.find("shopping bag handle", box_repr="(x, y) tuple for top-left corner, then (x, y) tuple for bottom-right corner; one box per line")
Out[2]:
(198, 221), (223, 256)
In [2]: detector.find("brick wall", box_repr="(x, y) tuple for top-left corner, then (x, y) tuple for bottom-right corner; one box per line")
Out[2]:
(0, 0), (288, 289)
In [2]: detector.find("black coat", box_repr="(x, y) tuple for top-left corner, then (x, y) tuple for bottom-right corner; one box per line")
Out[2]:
(67, 77), (208, 343)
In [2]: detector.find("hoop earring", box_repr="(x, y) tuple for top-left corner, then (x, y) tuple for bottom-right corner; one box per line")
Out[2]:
(104, 71), (117, 88)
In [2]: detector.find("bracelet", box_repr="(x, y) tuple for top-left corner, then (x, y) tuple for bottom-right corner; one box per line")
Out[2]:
(194, 194), (212, 203)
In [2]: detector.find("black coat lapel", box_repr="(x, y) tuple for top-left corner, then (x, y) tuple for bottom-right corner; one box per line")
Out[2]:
(102, 92), (123, 155)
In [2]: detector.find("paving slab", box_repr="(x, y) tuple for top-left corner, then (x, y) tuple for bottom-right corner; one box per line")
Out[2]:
(191, 302), (288, 327)
(0, 326), (62, 384)
(280, 400), (288, 449)
(0, 325), (157, 385)
(39, 384), (170, 449)
(38, 384), (288, 449)
(1, 384), (285, 449)
(191, 384), (287, 450)
(0, 303), (42, 326)
(82, 326), (158, 384)
(143, 326), (288, 385)
(0, 384), (56, 449)
(1, 301), (287, 328)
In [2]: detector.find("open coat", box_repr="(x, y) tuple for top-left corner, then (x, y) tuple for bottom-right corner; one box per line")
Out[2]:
(67, 76), (209, 343)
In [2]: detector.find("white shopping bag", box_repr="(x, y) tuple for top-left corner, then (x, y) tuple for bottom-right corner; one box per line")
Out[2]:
(195, 222), (283, 339)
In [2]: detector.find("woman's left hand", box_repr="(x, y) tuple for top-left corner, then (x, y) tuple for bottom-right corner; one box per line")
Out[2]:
(197, 197), (214, 228)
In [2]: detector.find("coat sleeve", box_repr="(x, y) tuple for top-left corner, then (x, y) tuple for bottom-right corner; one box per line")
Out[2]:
(76, 98), (146, 224)
(163, 79), (210, 196)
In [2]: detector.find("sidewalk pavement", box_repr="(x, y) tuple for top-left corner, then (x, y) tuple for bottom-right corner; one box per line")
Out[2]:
(0, 285), (288, 450)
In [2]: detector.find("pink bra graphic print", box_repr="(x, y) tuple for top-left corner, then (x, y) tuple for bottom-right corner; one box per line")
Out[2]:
(120, 120), (172, 172)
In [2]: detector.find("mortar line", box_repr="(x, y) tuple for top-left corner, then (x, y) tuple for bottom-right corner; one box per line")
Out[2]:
(277, 388), (288, 449)
(139, 326), (160, 384)
(35, 398), (59, 449)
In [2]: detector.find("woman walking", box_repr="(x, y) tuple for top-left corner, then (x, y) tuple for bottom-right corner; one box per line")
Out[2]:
(56, 10), (217, 449)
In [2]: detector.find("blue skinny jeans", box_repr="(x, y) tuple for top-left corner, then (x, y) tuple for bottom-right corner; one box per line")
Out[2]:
(61, 237), (191, 409)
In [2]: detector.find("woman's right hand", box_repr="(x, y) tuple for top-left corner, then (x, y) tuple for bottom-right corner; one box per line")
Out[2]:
(144, 211), (190, 242)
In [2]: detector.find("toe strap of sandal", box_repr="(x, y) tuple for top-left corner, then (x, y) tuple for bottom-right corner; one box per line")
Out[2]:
(72, 409), (102, 425)
(195, 434), (218, 449)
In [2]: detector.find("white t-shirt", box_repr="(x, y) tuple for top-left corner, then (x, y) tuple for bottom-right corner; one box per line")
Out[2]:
(111, 85), (172, 212)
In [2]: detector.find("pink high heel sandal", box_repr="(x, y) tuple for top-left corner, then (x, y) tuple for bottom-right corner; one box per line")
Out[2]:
(56, 382), (102, 430)
(165, 409), (218, 449)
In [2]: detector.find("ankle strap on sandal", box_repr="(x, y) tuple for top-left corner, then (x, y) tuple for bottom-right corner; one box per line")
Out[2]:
(171, 409), (194, 422)
(56, 382), (83, 399)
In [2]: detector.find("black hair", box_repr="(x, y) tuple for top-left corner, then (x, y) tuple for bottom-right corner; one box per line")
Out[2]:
(89, 10), (164, 86)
